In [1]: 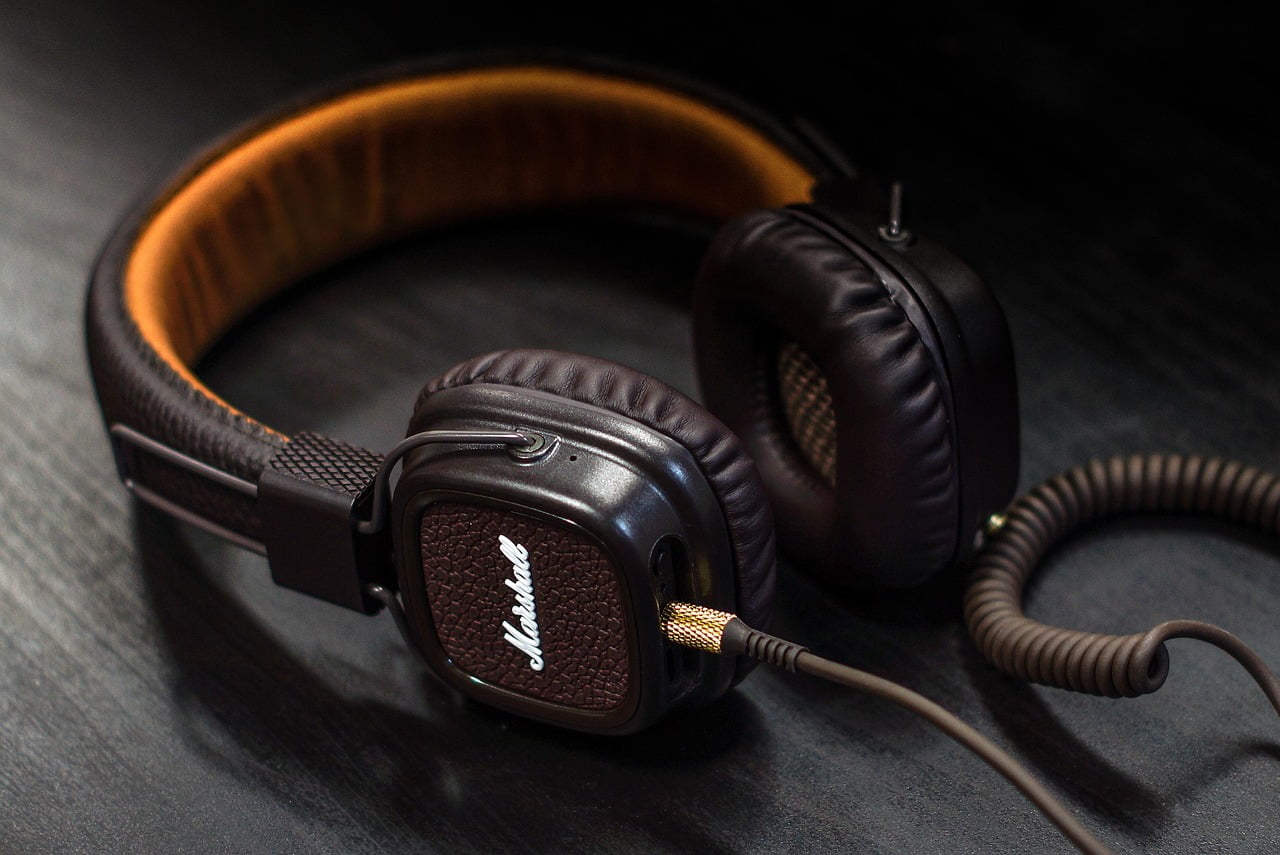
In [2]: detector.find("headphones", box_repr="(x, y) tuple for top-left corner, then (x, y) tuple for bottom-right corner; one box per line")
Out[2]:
(86, 56), (1023, 734)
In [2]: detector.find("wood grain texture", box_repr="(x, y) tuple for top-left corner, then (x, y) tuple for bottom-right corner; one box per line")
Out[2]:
(1, 3), (1277, 853)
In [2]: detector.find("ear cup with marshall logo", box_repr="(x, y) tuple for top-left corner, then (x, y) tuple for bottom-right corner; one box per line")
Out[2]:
(693, 207), (1018, 587)
(415, 348), (778, 643)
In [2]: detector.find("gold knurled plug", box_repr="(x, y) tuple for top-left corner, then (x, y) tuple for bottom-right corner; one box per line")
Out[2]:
(660, 602), (737, 653)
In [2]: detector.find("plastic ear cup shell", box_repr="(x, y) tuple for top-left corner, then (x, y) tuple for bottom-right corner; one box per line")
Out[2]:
(391, 359), (762, 732)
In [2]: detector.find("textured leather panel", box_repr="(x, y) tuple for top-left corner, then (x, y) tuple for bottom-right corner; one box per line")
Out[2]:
(420, 502), (631, 711)
(694, 208), (958, 586)
(419, 349), (776, 638)
(86, 59), (823, 543)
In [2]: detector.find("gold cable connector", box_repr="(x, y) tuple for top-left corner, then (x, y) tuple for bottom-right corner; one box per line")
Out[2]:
(661, 602), (807, 671)
(660, 602), (737, 653)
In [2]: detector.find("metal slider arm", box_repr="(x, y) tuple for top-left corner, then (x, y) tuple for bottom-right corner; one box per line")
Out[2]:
(108, 424), (265, 554)
(110, 425), (532, 615)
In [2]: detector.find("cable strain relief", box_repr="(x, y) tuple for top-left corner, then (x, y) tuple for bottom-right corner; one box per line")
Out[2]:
(722, 620), (807, 671)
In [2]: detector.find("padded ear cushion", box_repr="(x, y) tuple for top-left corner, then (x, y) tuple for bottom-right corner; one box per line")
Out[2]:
(418, 348), (776, 634)
(693, 208), (958, 587)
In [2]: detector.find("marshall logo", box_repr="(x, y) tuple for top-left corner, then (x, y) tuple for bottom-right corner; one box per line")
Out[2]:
(498, 535), (544, 671)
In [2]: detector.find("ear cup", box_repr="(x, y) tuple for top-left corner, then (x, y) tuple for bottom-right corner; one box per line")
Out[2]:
(694, 208), (960, 587)
(418, 348), (776, 634)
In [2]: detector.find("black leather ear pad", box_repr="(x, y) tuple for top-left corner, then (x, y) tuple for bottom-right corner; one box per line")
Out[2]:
(418, 349), (776, 634)
(693, 208), (961, 587)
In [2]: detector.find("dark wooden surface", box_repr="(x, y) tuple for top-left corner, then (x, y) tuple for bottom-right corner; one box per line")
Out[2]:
(2, 4), (1277, 853)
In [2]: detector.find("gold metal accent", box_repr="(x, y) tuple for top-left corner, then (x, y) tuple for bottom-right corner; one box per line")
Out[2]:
(985, 512), (1008, 535)
(660, 602), (736, 654)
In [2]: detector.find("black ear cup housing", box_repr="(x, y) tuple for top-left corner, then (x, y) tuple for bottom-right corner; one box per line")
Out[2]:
(391, 349), (775, 733)
(694, 206), (1019, 587)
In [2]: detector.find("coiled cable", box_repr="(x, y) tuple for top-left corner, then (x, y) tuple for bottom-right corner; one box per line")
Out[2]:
(964, 453), (1280, 712)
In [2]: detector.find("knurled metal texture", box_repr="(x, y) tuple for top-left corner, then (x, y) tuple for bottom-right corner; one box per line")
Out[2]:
(660, 602), (733, 653)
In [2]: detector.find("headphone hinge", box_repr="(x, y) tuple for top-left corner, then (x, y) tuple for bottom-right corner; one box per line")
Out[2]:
(258, 431), (389, 614)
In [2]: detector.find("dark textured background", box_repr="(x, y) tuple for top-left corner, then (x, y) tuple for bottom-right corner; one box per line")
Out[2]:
(1, 3), (1276, 853)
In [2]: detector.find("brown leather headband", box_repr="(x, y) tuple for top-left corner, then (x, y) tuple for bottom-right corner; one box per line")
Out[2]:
(87, 59), (824, 542)
(125, 64), (818, 425)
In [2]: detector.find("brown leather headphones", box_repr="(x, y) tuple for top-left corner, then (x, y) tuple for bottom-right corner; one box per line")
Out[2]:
(86, 56), (1019, 733)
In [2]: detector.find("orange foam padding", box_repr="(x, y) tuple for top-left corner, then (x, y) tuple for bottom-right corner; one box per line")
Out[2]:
(124, 65), (817, 424)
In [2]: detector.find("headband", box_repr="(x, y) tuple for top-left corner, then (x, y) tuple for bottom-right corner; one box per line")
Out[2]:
(86, 59), (827, 550)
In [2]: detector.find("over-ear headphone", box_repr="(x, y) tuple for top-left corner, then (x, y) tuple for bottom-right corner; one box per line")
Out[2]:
(85, 56), (1020, 734)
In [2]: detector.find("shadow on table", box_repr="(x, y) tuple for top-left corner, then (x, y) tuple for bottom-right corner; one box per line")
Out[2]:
(133, 505), (767, 854)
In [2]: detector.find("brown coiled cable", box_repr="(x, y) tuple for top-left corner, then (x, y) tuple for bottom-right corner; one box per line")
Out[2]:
(964, 454), (1280, 715)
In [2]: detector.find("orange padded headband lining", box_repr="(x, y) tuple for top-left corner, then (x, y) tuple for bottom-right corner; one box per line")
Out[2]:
(124, 65), (817, 419)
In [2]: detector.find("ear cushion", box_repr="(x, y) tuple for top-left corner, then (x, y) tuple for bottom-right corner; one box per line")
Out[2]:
(418, 348), (776, 634)
(694, 208), (958, 587)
